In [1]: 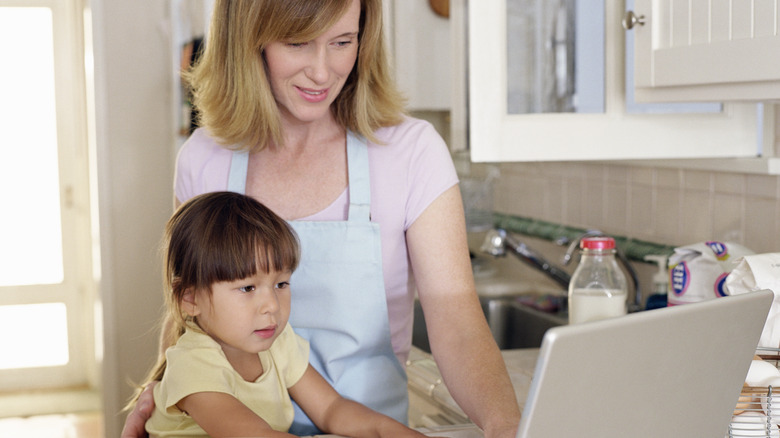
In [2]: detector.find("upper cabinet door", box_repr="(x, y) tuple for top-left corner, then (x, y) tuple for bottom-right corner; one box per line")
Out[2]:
(632, 0), (780, 102)
(390, 0), (451, 111)
(465, 0), (763, 162)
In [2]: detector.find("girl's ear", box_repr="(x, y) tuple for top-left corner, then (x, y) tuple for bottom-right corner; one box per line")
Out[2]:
(181, 288), (201, 317)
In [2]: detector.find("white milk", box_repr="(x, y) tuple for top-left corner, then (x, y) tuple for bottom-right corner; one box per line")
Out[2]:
(569, 289), (627, 324)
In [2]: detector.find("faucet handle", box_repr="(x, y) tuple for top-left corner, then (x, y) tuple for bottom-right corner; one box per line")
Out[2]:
(481, 229), (507, 257)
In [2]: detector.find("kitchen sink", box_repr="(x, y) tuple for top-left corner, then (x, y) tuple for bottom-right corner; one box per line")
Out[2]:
(412, 295), (568, 353)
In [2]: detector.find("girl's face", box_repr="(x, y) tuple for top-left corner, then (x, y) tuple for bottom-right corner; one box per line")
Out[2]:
(263, 0), (360, 126)
(186, 268), (292, 360)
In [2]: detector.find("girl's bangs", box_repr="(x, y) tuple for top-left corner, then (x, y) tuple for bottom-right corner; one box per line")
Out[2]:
(253, 237), (300, 275)
(201, 225), (299, 285)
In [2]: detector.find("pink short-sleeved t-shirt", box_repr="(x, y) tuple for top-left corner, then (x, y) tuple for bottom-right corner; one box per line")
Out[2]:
(174, 117), (459, 364)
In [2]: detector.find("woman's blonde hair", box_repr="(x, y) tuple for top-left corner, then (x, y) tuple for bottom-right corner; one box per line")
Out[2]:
(186, 0), (406, 151)
(126, 191), (299, 409)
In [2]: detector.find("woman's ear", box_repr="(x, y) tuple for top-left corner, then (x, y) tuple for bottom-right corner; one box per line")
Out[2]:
(181, 288), (201, 317)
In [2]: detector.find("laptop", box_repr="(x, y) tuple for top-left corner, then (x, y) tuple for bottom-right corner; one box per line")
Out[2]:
(515, 289), (773, 438)
(325, 290), (772, 438)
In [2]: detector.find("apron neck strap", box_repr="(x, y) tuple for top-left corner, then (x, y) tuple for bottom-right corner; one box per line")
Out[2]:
(227, 149), (249, 193)
(346, 131), (371, 222)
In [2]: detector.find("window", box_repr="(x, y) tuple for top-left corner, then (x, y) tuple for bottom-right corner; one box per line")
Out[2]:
(0, 0), (96, 403)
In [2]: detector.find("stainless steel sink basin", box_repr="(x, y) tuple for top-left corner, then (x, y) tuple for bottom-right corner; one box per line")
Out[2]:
(412, 295), (568, 353)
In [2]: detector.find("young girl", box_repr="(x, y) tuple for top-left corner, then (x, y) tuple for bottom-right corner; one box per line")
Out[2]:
(136, 191), (430, 437)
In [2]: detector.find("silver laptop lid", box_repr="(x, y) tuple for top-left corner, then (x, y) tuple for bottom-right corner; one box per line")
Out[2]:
(517, 290), (773, 438)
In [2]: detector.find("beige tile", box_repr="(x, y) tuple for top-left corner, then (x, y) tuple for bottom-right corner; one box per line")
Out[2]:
(493, 171), (523, 215)
(515, 162), (544, 176)
(605, 164), (629, 183)
(489, 161), (777, 255)
(680, 190), (713, 243)
(777, 174), (780, 198)
(629, 166), (655, 186)
(583, 178), (605, 227)
(516, 177), (546, 218)
(604, 182), (629, 235)
(655, 186), (681, 213)
(559, 162), (588, 179)
(744, 197), (780, 253)
(583, 163), (608, 183)
(496, 163), (525, 179)
(628, 185), (654, 235)
(563, 178), (585, 227)
(711, 193), (745, 243)
(542, 179), (564, 223)
(713, 172), (746, 195)
(542, 162), (573, 178)
(682, 169), (712, 191)
(655, 168), (681, 189)
(746, 174), (779, 199)
(655, 188), (681, 243)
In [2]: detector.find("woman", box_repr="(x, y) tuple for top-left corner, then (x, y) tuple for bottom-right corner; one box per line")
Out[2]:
(124, 0), (520, 436)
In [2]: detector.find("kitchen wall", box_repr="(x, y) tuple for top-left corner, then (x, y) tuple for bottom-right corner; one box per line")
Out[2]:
(88, 1), (172, 436)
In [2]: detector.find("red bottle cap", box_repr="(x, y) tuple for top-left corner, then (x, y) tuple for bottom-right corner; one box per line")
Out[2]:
(580, 236), (615, 250)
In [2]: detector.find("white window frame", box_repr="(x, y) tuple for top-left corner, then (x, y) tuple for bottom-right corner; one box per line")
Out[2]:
(0, 0), (98, 415)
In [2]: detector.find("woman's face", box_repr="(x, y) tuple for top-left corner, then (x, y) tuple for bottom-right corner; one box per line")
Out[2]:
(263, 0), (360, 126)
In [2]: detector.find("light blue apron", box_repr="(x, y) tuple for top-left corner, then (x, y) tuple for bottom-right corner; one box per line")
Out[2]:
(227, 132), (408, 435)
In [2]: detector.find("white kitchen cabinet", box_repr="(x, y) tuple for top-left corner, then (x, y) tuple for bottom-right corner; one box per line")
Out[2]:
(460, 0), (770, 164)
(631, 0), (780, 103)
(387, 0), (451, 111)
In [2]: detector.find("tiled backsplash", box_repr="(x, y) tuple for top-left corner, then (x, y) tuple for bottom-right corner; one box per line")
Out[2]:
(491, 162), (780, 255)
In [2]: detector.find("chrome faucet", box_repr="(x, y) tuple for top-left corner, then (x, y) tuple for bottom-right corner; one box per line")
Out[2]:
(561, 230), (642, 313)
(481, 229), (571, 289)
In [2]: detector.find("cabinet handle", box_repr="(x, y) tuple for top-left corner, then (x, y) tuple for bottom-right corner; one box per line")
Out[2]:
(622, 10), (645, 30)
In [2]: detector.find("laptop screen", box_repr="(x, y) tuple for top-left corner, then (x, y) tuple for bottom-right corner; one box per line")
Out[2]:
(516, 290), (772, 438)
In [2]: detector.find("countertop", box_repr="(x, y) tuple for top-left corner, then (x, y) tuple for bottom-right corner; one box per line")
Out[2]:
(309, 346), (539, 438)
(406, 346), (540, 420)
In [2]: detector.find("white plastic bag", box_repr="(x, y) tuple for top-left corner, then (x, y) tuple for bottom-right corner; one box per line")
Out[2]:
(725, 253), (780, 349)
(668, 241), (754, 306)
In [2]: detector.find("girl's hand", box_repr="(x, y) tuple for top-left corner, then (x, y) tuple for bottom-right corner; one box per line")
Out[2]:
(291, 365), (438, 438)
(120, 383), (157, 438)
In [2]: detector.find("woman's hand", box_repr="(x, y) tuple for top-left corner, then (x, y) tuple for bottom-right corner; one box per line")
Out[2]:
(483, 422), (520, 438)
(375, 424), (438, 438)
(120, 382), (157, 438)
(291, 365), (431, 437)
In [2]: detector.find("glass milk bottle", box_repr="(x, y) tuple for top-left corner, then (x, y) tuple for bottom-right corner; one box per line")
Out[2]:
(568, 237), (628, 324)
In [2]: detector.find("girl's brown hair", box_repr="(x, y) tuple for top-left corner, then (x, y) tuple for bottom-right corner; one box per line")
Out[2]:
(127, 191), (299, 408)
(185, 0), (406, 151)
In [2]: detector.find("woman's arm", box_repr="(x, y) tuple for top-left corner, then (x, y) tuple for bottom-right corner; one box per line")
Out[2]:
(406, 185), (521, 438)
(290, 365), (429, 438)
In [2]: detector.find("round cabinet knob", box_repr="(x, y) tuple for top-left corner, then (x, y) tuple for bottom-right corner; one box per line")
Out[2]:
(622, 10), (646, 30)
